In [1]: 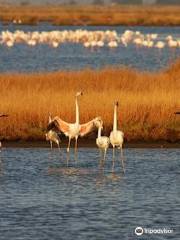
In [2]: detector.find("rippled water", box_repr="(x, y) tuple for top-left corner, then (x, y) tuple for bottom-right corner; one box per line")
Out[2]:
(0, 148), (179, 239)
(0, 24), (180, 72)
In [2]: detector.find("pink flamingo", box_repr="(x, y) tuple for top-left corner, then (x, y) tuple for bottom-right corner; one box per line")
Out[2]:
(47, 92), (102, 154)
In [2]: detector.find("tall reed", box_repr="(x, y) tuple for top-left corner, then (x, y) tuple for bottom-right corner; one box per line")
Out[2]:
(0, 61), (180, 141)
(0, 5), (180, 26)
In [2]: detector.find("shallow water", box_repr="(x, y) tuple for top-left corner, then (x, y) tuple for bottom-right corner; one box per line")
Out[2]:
(0, 24), (180, 72)
(0, 148), (179, 239)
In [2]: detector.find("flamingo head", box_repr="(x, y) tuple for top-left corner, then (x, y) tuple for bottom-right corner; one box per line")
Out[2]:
(76, 91), (83, 97)
(45, 133), (49, 141)
(94, 116), (103, 129)
(115, 101), (119, 107)
(48, 113), (52, 123)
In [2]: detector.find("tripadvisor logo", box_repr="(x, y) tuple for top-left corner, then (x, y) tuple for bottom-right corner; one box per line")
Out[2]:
(135, 226), (173, 236)
(135, 227), (144, 236)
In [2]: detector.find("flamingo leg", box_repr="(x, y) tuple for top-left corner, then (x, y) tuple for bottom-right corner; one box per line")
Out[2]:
(57, 141), (61, 152)
(50, 141), (52, 150)
(67, 137), (71, 153)
(66, 152), (70, 167)
(66, 137), (71, 166)
(103, 148), (107, 167)
(120, 147), (125, 174)
(99, 149), (103, 168)
(112, 146), (115, 172)
(74, 136), (78, 162)
(57, 142), (64, 160)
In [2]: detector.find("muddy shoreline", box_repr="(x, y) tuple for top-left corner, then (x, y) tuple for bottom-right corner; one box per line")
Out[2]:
(1, 140), (180, 148)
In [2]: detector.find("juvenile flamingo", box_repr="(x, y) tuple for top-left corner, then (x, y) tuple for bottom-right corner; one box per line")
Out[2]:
(96, 119), (110, 166)
(110, 102), (125, 173)
(45, 115), (61, 150)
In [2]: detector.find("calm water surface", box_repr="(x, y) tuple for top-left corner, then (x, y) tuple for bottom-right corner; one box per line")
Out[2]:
(0, 24), (180, 72)
(0, 148), (179, 240)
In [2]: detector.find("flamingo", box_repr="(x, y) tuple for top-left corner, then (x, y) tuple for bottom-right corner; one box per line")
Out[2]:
(96, 119), (110, 166)
(168, 40), (178, 48)
(46, 131), (61, 150)
(47, 92), (102, 154)
(155, 41), (165, 49)
(45, 115), (61, 150)
(110, 102), (125, 173)
(108, 41), (118, 48)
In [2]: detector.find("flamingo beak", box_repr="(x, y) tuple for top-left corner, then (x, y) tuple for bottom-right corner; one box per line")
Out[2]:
(76, 91), (83, 97)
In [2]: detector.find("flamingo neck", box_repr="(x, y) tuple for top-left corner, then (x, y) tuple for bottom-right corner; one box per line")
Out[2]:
(113, 105), (118, 131)
(75, 96), (79, 125)
(48, 115), (52, 123)
(98, 127), (102, 138)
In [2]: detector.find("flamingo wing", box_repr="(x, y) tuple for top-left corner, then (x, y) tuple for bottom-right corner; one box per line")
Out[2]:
(47, 116), (70, 135)
(79, 121), (94, 137)
(53, 117), (70, 135)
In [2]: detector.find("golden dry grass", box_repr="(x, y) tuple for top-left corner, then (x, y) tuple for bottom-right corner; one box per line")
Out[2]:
(0, 60), (180, 142)
(0, 4), (180, 26)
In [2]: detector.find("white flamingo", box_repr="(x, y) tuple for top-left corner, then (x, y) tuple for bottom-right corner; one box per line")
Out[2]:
(47, 92), (102, 154)
(108, 41), (118, 48)
(110, 102), (125, 173)
(96, 119), (110, 165)
(155, 41), (165, 49)
(45, 115), (61, 150)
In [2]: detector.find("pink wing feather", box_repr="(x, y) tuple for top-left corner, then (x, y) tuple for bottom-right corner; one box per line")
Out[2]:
(53, 117), (70, 135)
(79, 121), (94, 137)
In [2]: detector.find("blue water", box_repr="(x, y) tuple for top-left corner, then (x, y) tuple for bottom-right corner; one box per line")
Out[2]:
(0, 23), (180, 72)
(0, 148), (179, 239)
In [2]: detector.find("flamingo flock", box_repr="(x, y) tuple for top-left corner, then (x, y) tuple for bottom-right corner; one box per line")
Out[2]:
(0, 29), (180, 50)
(46, 92), (125, 173)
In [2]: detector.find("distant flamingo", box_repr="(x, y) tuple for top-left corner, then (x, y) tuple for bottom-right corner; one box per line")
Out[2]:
(168, 39), (178, 48)
(108, 41), (118, 48)
(155, 41), (165, 49)
(47, 92), (102, 154)
(110, 102), (125, 173)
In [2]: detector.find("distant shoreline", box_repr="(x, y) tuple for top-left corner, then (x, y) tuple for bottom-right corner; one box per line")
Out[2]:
(0, 5), (180, 26)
